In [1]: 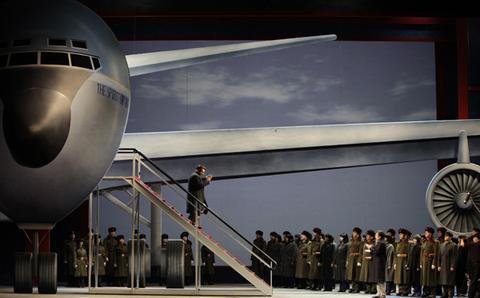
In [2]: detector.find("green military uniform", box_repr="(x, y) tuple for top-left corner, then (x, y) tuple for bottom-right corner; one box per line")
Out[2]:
(346, 233), (364, 293)
(92, 237), (106, 286)
(359, 237), (376, 294)
(113, 237), (129, 287)
(394, 239), (413, 295)
(421, 236), (440, 297)
(63, 233), (77, 287)
(308, 238), (324, 290)
(296, 239), (311, 288)
(74, 241), (88, 287)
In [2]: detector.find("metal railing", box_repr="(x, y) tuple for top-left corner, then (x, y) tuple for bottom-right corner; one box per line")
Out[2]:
(100, 148), (277, 292)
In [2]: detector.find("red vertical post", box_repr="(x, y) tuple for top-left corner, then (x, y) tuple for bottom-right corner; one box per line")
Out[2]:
(457, 18), (469, 119)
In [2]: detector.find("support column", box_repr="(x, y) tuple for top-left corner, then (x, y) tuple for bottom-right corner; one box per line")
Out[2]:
(150, 183), (163, 267)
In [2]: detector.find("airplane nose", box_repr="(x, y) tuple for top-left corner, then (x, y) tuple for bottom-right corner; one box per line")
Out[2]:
(3, 88), (71, 168)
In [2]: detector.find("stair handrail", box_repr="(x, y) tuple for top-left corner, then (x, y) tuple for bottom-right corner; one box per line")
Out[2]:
(117, 148), (277, 270)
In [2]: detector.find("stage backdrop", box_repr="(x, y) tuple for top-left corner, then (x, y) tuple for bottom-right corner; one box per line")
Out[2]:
(96, 40), (438, 266)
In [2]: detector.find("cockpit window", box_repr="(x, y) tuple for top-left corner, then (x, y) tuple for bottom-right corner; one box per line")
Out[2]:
(41, 52), (69, 66)
(71, 54), (92, 69)
(92, 57), (101, 70)
(3, 51), (101, 70)
(9, 52), (37, 66)
(12, 39), (31, 47)
(71, 40), (88, 49)
(48, 38), (67, 47)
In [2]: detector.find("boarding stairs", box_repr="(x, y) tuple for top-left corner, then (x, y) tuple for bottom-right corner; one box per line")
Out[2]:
(99, 148), (275, 296)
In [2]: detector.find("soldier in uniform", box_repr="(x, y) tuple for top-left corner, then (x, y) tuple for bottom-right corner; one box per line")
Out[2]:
(251, 230), (267, 278)
(281, 234), (298, 288)
(334, 233), (350, 292)
(103, 227), (117, 286)
(394, 228), (413, 296)
(113, 235), (128, 287)
(296, 230), (312, 289)
(181, 232), (194, 286)
(308, 228), (324, 290)
(74, 238), (88, 287)
(346, 227), (364, 293)
(360, 230), (376, 294)
(63, 231), (76, 287)
(201, 245), (215, 285)
(420, 227), (440, 298)
(92, 234), (106, 287)
(438, 231), (458, 298)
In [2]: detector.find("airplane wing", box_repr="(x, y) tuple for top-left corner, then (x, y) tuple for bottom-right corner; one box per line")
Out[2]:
(104, 119), (480, 187)
(125, 34), (337, 77)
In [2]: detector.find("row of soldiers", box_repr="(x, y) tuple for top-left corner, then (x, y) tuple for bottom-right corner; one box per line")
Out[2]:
(64, 228), (216, 288)
(63, 227), (137, 287)
(250, 227), (480, 298)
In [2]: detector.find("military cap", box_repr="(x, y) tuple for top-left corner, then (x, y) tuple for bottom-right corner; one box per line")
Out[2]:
(302, 230), (312, 240)
(140, 234), (146, 239)
(366, 230), (375, 237)
(353, 227), (362, 234)
(108, 227), (116, 233)
(255, 230), (263, 236)
(117, 235), (124, 240)
(313, 227), (322, 235)
(270, 231), (277, 237)
(161, 234), (169, 240)
(398, 228), (407, 235)
(387, 229), (396, 235)
(181, 231), (189, 238)
(438, 227), (447, 232)
(425, 227), (435, 233)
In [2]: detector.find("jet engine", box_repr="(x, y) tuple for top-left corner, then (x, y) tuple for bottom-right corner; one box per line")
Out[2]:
(426, 130), (480, 236)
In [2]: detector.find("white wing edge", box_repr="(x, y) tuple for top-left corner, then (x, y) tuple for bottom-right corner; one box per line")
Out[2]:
(125, 34), (337, 77)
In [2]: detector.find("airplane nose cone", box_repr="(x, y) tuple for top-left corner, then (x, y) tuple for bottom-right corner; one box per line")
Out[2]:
(3, 88), (71, 168)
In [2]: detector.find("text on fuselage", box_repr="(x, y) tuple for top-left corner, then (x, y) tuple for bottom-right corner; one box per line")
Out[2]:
(96, 83), (129, 109)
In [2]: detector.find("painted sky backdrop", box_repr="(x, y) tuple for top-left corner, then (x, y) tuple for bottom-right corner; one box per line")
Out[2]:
(99, 40), (438, 266)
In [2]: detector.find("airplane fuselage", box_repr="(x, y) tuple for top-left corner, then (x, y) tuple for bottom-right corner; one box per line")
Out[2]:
(0, 0), (130, 228)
